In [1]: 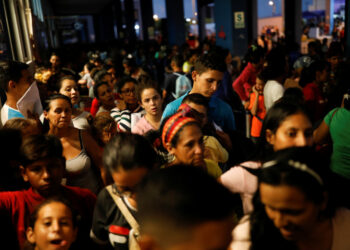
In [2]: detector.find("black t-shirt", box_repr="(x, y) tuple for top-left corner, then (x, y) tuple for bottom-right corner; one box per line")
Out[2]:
(91, 186), (137, 250)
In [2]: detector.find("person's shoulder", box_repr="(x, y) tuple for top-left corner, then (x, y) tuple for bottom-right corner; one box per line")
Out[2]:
(210, 96), (232, 111)
(63, 185), (97, 201)
(229, 215), (251, 250)
(162, 97), (182, 118)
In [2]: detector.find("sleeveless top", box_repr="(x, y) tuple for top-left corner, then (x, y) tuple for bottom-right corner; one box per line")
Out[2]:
(65, 130), (102, 194)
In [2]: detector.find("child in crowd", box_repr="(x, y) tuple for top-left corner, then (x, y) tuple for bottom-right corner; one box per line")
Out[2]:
(4, 118), (41, 138)
(91, 112), (117, 148)
(247, 73), (266, 142)
(132, 80), (163, 135)
(93, 81), (116, 115)
(0, 134), (96, 249)
(24, 198), (78, 250)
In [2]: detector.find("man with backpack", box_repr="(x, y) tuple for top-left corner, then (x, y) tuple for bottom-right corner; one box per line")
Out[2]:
(162, 55), (192, 105)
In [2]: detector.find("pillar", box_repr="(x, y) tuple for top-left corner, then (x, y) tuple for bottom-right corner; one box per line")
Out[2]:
(214, 0), (249, 57)
(345, 0), (350, 58)
(140, 0), (154, 41)
(165, 0), (186, 45)
(124, 0), (136, 40)
(284, 0), (302, 46)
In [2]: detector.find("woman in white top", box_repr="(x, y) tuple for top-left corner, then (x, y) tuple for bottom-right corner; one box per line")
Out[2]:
(56, 75), (91, 129)
(231, 147), (350, 250)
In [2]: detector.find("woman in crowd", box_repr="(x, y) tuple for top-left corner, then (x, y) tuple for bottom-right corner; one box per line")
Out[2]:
(314, 90), (350, 208)
(219, 101), (313, 213)
(231, 147), (350, 250)
(24, 198), (78, 250)
(56, 75), (91, 129)
(232, 45), (265, 106)
(44, 94), (105, 194)
(132, 80), (163, 135)
(110, 77), (142, 132)
(161, 110), (222, 178)
(91, 133), (158, 249)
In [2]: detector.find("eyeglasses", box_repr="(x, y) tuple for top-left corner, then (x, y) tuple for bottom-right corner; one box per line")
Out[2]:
(112, 184), (137, 198)
(121, 88), (135, 95)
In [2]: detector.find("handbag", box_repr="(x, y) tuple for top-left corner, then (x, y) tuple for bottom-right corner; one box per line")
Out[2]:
(106, 185), (141, 250)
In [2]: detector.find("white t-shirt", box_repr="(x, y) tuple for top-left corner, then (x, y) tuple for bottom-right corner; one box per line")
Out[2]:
(263, 80), (284, 111)
(0, 104), (24, 126)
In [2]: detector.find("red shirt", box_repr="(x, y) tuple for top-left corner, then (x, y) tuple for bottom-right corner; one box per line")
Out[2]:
(233, 62), (257, 101)
(0, 186), (96, 248)
(303, 82), (326, 122)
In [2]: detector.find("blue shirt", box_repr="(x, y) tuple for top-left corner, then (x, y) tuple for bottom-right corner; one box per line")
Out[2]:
(162, 92), (236, 132)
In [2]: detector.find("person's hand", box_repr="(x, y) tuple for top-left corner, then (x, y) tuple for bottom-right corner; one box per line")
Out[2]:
(117, 99), (126, 110)
(244, 101), (250, 110)
(252, 85), (259, 95)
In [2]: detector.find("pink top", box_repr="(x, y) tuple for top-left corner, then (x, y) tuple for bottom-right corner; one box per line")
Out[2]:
(131, 116), (155, 135)
(220, 161), (260, 214)
(232, 62), (257, 101)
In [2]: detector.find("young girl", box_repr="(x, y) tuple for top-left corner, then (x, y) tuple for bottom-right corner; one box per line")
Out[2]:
(219, 101), (313, 214)
(91, 133), (159, 249)
(56, 76), (91, 130)
(231, 147), (350, 250)
(132, 80), (163, 135)
(25, 198), (78, 250)
(247, 73), (266, 142)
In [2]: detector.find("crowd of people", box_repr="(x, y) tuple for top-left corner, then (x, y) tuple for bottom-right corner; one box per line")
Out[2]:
(0, 36), (349, 250)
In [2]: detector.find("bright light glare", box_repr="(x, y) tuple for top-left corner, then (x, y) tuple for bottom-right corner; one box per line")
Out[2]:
(153, 14), (159, 20)
(134, 24), (140, 30)
(268, 1), (274, 6)
(191, 20), (196, 24)
(186, 18), (191, 22)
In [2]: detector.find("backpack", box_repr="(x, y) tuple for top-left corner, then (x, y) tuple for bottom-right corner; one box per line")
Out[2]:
(172, 72), (192, 99)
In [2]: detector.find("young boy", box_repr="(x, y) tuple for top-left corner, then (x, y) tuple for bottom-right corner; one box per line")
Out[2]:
(0, 134), (96, 249)
(247, 73), (266, 142)
(162, 52), (236, 133)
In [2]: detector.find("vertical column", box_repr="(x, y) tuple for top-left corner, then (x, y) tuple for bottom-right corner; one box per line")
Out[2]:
(197, 0), (207, 42)
(124, 0), (136, 40)
(214, 0), (249, 57)
(165, 0), (186, 45)
(250, 0), (258, 41)
(345, 0), (350, 58)
(140, 0), (154, 41)
(284, 0), (302, 46)
(114, 0), (124, 39)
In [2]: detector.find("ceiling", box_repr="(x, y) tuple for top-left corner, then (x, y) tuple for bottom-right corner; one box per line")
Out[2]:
(50, 0), (114, 15)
